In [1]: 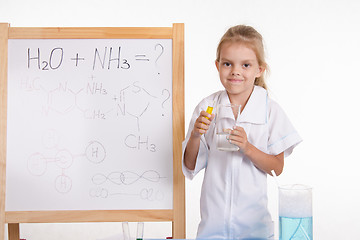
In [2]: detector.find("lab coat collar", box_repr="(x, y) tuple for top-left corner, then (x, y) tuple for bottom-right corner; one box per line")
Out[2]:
(219, 85), (268, 125)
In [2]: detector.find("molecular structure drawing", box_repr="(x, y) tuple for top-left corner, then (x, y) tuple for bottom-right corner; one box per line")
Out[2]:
(22, 76), (170, 133)
(89, 170), (166, 201)
(27, 129), (106, 194)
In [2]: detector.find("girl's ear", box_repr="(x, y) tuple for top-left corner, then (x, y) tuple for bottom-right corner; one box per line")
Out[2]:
(215, 60), (220, 71)
(256, 65), (265, 78)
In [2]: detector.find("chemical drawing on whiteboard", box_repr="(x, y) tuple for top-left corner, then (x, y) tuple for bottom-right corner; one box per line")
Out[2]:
(89, 187), (165, 201)
(7, 39), (173, 211)
(89, 170), (166, 201)
(85, 141), (106, 164)
(30, 76), (170, 128)
(27, 130), (106, 194)
(27, 129), (166, 200)
(91, 170), (166, 185)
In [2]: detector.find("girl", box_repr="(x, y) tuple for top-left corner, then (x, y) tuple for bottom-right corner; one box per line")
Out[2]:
(182, 25), (302, 239)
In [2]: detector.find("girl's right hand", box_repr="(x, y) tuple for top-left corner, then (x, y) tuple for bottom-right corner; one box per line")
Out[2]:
(191, 111), (215, 138)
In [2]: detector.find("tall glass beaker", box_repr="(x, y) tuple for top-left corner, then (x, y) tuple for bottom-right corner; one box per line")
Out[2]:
(215, 103), (241, 151)
(279, 184), (313, 240)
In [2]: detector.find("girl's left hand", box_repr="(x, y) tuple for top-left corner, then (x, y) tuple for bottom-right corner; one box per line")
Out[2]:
(228, 126), (250, 153)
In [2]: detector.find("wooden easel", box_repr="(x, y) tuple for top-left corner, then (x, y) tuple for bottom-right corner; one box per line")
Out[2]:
(0, 23), (185, 240)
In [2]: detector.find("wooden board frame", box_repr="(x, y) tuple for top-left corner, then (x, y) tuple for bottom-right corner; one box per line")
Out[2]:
(0, 23), (185, 240)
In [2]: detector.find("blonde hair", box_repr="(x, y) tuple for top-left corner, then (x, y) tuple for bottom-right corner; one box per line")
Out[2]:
(216, 25), (269, 89)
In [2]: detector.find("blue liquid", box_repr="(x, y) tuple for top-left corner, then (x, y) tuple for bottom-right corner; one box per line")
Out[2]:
(279, 216), (313, 240)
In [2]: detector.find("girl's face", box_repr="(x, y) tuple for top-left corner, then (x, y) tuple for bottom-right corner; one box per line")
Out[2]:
(216, 42), (263, 104)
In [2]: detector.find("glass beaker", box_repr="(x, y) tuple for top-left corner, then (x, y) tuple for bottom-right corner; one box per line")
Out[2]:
(136, 222), (144, 240)
(215, 103), (241, 151)
(279, 184), (313, 240)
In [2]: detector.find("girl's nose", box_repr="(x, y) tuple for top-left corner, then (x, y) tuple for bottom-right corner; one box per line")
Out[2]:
(231, 68), (241, 76)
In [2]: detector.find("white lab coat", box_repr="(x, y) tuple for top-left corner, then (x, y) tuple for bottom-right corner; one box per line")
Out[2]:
(182, 86), (302, 239)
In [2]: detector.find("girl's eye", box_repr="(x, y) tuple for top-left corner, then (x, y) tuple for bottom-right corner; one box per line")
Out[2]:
(223, 62), (231, 67)
(243, 63), (250, 68)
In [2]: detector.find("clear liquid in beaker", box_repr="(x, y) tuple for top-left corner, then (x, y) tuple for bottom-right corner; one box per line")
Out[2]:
(216, 132), (239, 151)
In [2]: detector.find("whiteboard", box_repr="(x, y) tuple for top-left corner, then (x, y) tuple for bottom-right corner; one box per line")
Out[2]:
(6, 39), (173, 211)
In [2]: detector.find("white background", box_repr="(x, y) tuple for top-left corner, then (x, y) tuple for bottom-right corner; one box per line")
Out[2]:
(1, 0), (360, 239)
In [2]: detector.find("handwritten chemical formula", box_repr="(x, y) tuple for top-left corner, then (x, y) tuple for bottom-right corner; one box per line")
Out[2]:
(6, 39), (174, 211)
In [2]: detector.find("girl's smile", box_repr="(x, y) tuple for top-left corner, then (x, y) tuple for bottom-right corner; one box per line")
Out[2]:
(228, 78), (244, 83)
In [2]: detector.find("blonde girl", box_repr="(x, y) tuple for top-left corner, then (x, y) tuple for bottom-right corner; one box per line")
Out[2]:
(182, 25), (302, 239)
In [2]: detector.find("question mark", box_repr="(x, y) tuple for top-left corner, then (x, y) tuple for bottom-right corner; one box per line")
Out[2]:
(161, 89), (170, 116)
(155, 43), (164, 75)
